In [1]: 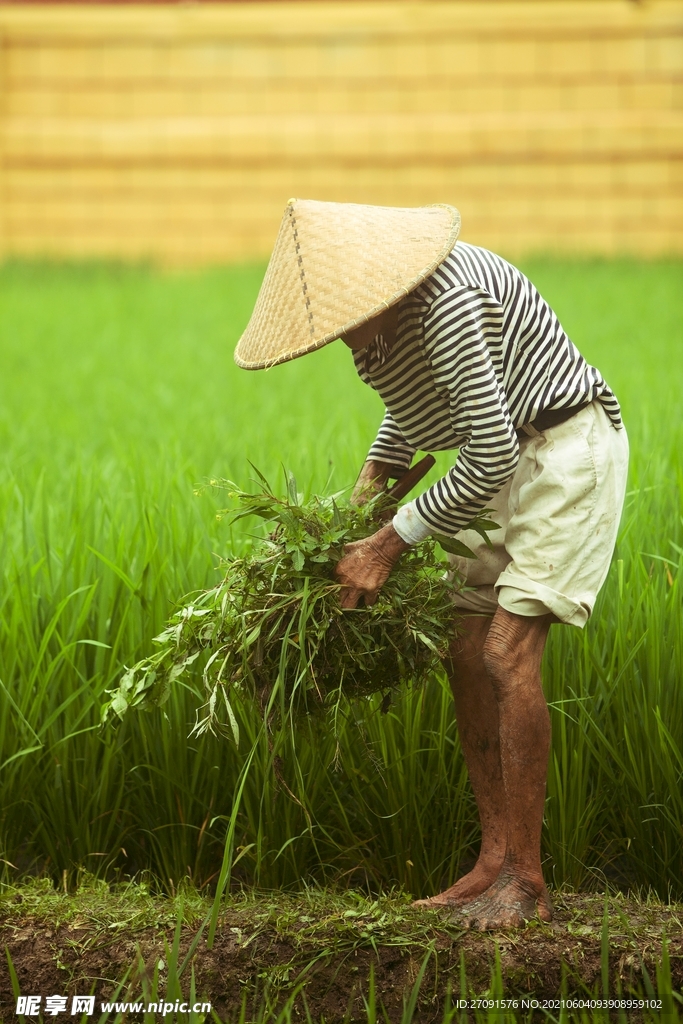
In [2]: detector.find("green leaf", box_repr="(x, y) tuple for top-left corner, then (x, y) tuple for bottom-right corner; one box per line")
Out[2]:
(291, 548), (305, 571)
(223, 693), (240, 746)
(433, 534), (478, 558)
(474, 517), (500, 533)
(109, 691), (131, 720)
(415, 631), (438, 653)
(247, 461), (274, 492)
(331, 498), (343, 529)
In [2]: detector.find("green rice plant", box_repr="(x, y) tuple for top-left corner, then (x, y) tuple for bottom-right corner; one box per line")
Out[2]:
(541, 438), (683, 893)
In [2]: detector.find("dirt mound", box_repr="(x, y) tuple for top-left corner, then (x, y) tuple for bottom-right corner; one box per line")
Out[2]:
(1, 883), (680, 1021)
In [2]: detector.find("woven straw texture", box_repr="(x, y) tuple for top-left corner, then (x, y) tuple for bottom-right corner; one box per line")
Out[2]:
(234, 200), (460, 370)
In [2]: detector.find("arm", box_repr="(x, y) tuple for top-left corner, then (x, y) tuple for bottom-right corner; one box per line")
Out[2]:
(341, 415), (417, 604)
(365, 410), (417, 474)
(351, 459), (397, 505)
(351, 410), (417, 505)
(408, 289), (519, 535)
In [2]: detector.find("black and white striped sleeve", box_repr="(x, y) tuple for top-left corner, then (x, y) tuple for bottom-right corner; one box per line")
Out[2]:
(412, 289), (520, 534)
(366, 410), (417, 472)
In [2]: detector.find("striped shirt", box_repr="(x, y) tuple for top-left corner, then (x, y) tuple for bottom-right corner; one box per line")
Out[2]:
(354, 242), (623, 537)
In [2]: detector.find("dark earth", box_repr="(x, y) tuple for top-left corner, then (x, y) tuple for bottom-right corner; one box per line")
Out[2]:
(0, 880), (681, 1021)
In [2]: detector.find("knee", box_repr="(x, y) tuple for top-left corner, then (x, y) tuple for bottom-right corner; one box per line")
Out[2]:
(482, 611), (552, 697)
(482, 618), (524, 692)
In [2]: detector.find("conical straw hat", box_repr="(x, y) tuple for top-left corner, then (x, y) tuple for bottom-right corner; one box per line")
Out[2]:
(234, 199), (460, 370)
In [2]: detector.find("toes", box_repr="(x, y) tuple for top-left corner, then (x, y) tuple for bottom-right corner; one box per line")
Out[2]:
(461, 914), (507, 931)
(537, 898), (554, 922)
(456, 903), (488, 930)
(478, 913), (520, 931)
(412, 896), (451, 909)
(535, 884), (554, 922)
(456, 904), (527, 931)
(414, 889), (488, 910)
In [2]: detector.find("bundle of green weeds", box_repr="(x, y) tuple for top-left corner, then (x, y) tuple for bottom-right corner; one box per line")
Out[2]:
(104, 471), (494, 737)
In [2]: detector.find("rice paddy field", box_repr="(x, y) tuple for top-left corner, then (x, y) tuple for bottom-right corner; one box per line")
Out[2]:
(0, 255), (681, 1019)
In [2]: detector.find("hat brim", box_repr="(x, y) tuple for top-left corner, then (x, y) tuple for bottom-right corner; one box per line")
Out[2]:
(234, 200), (460, 371)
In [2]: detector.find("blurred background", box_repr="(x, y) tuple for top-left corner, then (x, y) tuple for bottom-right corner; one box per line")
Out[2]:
(0, 0), (681, 265)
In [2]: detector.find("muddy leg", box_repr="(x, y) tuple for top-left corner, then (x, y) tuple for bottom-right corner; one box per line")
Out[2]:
(458, 607), (554, 930)
(414, 614), (507, 907)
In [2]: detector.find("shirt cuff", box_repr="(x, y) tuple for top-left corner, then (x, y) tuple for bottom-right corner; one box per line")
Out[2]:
(367, 443), (416, 473)
(393, 502), (432, 545)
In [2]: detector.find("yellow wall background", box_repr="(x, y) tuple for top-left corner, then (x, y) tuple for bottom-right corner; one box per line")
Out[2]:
(0, 0), (681, 264)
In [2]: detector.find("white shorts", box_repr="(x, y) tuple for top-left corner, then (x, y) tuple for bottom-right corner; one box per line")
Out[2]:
(447, 400), (629, 627)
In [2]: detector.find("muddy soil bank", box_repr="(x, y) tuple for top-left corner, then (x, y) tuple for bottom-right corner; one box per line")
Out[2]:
(1, 883), (681, 1021)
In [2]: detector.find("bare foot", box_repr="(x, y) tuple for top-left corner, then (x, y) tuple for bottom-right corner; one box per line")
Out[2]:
(455, 872), (553, 930)
(412, 857), (503, 908)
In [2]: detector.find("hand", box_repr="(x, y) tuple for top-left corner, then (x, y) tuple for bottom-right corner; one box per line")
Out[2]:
(334, 523), (410, 609)
(351, 459), (400, 506)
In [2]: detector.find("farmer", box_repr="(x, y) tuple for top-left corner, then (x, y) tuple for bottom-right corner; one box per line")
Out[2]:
(235, 200), (628, 930)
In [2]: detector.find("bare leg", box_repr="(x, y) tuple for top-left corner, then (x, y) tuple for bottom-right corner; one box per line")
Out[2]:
(414, 614), (507, 906)
(458, 606), (554, 929)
